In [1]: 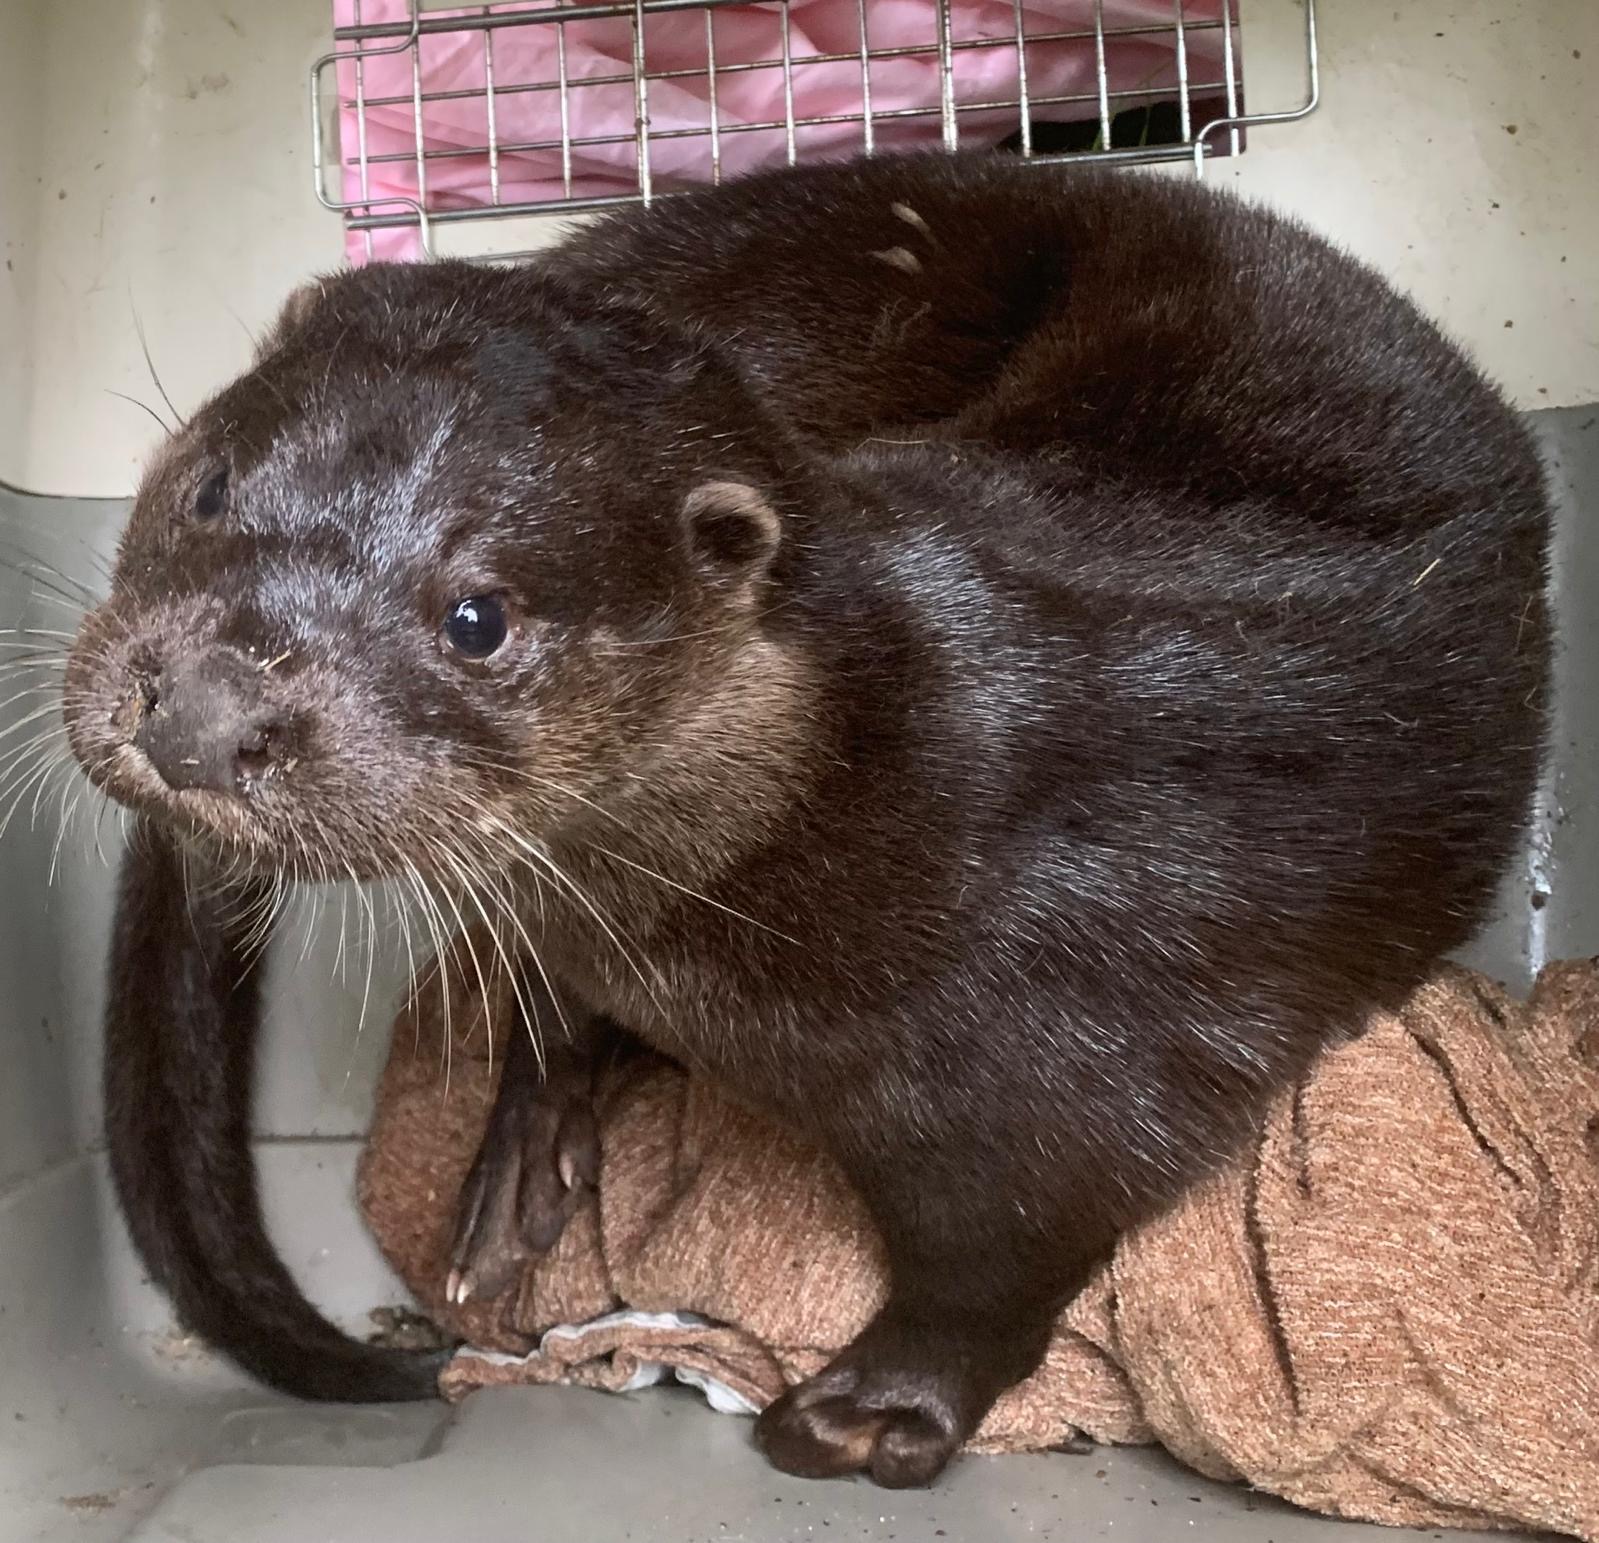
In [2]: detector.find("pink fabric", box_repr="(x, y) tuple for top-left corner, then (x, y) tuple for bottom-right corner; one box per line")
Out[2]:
(333, 0), (1232, 263)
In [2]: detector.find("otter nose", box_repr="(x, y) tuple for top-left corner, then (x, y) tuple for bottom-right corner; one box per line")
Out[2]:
(129, 650), (284, 796)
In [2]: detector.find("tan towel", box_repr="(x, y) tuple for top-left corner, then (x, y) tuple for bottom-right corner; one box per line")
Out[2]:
(359, 959), (1599, 1539)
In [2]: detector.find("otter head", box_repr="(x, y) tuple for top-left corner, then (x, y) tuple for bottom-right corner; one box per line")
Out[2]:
(64, 262), (809, 888)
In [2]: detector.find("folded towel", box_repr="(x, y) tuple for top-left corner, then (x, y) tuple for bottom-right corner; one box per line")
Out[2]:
(360, 958), (1599, 1539)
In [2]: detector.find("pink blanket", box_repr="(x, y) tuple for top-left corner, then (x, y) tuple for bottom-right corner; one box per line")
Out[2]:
(333, 0), (1233, 262)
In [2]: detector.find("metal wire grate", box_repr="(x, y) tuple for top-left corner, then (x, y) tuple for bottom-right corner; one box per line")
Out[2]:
(311, 0), (1317, 262)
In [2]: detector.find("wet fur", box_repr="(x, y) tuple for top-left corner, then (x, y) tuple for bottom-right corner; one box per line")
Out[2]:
(69, 157), (1548, 1458)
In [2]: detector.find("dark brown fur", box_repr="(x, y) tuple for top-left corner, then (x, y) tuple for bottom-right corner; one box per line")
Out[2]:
(63, 155), (1548, 1481)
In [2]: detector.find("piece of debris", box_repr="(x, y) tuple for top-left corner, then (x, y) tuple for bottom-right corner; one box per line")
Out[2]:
(367, 1305), (453, 1352)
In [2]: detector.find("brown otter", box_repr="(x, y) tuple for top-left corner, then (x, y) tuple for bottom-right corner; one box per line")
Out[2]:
(62, 154), (1548, 1485)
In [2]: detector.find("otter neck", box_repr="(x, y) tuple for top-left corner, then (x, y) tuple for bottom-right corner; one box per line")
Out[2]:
(543, 624), (825, 945)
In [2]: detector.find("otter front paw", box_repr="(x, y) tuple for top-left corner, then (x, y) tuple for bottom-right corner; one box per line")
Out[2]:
(444, 1050), (598, 1305)
(754, 1303), (1054, 1487)
(756, 1373), (961, 1489)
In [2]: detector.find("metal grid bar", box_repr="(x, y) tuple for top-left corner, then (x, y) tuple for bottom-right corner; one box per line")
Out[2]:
(352, 0), (374, 259)
(1173, 0), (1191, 142)
(1012, 0), (1031, 157)
(312, 0), (1313, 259)
(482, 11), (501, 203)
(310, 0), (432, 248)
(1092, 0), (1111, 148)
(935, 0), (958, 152)
(779, 2), (798, 163)
(556, 19), (573, 195)
(1219, 0), (1239, 156)
(339, 0), (743, 38)
(632, 0), (652, 201)
(1193, 0), (1318, 169)
(408, 24), (429, 214)
(857, 0), (874, 156)
(343, 22), (1233, 113)
(346, 75), (1238, 171)
(336, 134), (1221, 233)
(705, 8), (722, 180)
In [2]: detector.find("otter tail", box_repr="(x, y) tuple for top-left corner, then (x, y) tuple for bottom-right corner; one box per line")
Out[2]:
(103, 821), (447, 1401)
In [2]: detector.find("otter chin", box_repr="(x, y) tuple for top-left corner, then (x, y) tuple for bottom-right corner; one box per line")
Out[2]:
(69, 153), (1549, 1486)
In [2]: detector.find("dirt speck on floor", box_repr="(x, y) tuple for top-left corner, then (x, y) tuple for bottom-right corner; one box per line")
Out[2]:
(147, 1329), (210, 1363)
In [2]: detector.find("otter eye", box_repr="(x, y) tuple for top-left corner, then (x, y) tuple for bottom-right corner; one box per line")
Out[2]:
(440, 595), (509, 660)
(194, 467), (229, 521)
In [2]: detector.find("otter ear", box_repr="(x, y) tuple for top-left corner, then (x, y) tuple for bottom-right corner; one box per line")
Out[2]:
(258, 277), (328, 357)
(679, 479), (782, 584)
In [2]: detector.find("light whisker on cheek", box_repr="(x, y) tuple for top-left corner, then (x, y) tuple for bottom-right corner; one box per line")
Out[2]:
(0, 733), (72, 844)
(486, 816), (666, 1012)
(434, 814), (563, 1076)
(395, 852), (458, 1088)
(48, 764), (89, 886)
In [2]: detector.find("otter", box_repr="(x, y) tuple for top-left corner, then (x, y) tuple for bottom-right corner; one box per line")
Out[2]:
(62, 154), (1548, 1486)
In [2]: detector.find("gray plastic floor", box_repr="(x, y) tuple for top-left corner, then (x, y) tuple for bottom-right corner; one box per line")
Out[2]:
(1, 406), (1592, 1543)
